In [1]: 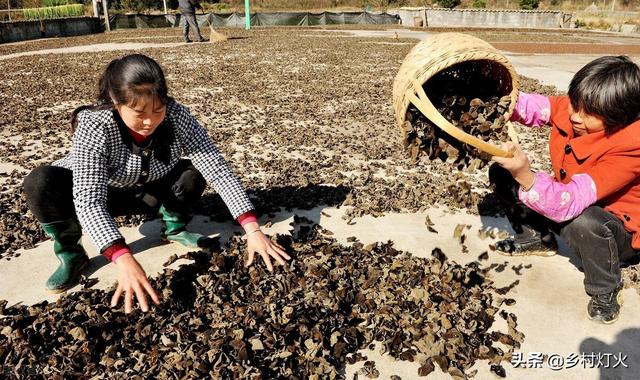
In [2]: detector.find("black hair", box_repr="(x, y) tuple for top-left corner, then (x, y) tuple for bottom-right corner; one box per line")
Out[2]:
(568, 55), (640, 134)
(71, 54), (172, 131)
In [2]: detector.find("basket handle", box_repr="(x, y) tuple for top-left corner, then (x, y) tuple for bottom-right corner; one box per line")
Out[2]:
(409, 79), (513, 158)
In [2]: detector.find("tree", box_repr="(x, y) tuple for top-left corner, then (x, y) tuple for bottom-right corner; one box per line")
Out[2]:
(439, 0), (460, 8)
(110, 0), (161, 13)
(519, 0), (539, 9)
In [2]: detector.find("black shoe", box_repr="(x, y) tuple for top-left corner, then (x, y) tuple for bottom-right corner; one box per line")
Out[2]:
(588, 286), (623, 324)
(185, 39), (193, 43)
(495, 227), (557, 257)
(197, 38), (209, 42)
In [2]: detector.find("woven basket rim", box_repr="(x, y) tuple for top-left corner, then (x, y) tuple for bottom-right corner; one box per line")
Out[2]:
(392, 32), (520, 154)
(395, 52), (519, 127)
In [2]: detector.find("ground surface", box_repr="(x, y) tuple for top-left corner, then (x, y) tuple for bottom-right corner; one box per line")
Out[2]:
(1, 26), (640, 379)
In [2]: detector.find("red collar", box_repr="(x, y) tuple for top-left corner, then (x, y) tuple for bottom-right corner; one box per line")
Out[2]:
(127, 128), (150, 145)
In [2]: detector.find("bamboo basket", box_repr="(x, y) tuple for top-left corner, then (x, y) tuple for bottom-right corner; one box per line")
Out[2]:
(392, 33), (520, 158)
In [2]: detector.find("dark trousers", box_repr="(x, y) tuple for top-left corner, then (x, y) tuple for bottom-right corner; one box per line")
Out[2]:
(23, 160), (206, 224)
(489, 164), (637, 295)
(182, 12), (203, 42)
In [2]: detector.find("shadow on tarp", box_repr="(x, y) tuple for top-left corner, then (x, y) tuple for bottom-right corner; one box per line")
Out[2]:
(579, 328), (640, 379)
(83, 183), (351, 276)
(200, 183), (352, 227)
(475, 185), (586, 268)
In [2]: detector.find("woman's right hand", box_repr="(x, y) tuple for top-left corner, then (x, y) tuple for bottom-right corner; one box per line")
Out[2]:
(492, 142), (535, 190)
(110, 253), (160, 314)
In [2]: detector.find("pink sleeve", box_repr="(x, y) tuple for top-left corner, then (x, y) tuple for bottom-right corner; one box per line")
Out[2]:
(518, 172), (597, 223)
(510, 92), (552, 128)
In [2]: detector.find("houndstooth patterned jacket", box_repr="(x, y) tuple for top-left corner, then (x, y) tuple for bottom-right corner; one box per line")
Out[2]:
(54, 101), (254, 252)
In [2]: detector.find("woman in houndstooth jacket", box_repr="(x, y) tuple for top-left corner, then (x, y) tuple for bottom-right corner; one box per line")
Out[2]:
(23, 54), (290, 313)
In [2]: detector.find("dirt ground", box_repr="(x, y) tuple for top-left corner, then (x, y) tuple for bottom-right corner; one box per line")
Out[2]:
(1, 26), (640, 379)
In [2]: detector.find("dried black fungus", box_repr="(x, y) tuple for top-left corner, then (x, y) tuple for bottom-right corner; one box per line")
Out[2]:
(0, 27), (594, 379)
(0, 223), (524, 378)
(490, 364), (506, 378)
(0, 34), (561, 262)
(402, 69), (513, 168)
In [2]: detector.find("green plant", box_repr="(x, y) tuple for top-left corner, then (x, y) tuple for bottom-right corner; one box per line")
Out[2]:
(108, 0), (162, 13)
(22, 3), (83, 19)
(41, 0), (76, 6)
(362, 0), (392, 11)
(518, 0), (539, 9)
(472, 0), (486, 7)
(592, 19), (612, 30)
(202, 1), (230, 12)
(119, 0), (145, 13)
(438, 0), (460, 8)
(574, 19), (586, 28)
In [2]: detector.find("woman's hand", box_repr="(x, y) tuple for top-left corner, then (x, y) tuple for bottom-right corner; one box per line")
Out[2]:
(492, 141), (536, 190)
(243, 223), (291, 272)
(111, 253), (160, 313)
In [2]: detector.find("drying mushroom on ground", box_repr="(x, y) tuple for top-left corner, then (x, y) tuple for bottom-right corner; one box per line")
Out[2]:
(0, 223), (524, 378)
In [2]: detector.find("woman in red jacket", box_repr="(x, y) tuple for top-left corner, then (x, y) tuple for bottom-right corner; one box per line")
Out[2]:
(492, 55), (640, 324)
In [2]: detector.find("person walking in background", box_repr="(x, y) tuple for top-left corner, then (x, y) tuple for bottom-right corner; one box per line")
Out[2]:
(179, 0), (207, 43)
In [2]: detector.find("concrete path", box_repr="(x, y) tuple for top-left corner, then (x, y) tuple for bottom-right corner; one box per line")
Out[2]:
(3, 206), (638, 379)
(317, 28), (640, 92)
(506, 54), (597, 93)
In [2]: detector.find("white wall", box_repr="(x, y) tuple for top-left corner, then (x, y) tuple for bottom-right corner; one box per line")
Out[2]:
(389, 8), (571, 28)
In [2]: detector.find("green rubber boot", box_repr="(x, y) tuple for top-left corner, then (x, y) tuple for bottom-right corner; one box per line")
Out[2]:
(42, 219), (89, 294)
(159, 204), (207, 248)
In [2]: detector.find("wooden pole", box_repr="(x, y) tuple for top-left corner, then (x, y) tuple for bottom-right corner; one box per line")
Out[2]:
(163, 0), (167, 15)
(102, 0), (110, 31)
(92, 0), (99, 17)
(7, 0), (11, 22)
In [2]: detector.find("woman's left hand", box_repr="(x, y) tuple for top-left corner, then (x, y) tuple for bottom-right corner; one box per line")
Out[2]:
(245, 230), (291, 272)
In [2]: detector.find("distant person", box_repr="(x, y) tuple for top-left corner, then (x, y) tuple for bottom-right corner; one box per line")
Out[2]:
(490, 56), (640, 324)
(179, 0), (207, 43)
(23, 54), (289, 312)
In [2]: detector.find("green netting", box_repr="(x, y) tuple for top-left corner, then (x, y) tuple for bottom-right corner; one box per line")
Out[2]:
(1, 17), (101, 44)
(109, 11), (399, 29)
